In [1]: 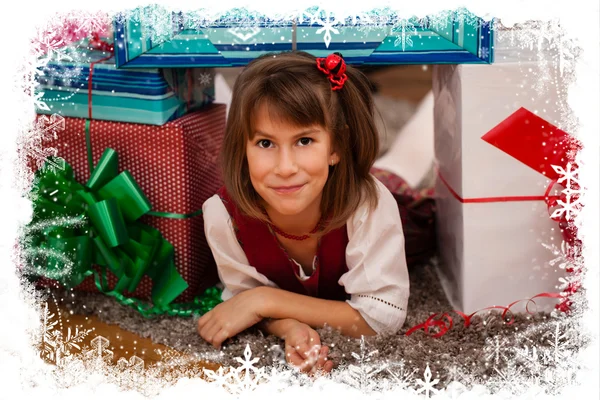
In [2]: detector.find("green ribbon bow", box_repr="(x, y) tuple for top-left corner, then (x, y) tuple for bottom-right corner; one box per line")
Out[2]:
(24, 147), (222, 317)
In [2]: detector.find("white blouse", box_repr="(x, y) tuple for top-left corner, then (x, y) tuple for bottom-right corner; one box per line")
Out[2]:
(202, 177), (410, 335)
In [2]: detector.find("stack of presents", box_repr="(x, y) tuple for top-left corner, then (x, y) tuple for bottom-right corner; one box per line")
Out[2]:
(27, 8), (580, 319)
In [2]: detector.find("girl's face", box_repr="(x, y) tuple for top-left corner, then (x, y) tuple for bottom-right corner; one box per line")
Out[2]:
(247, 103), (339, 218)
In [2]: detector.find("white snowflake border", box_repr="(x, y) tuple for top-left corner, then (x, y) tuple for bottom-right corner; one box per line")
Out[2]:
(549, 162), (583, 222)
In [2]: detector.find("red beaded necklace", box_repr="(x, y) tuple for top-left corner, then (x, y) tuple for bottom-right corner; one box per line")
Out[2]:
(262, 210), (324, 241)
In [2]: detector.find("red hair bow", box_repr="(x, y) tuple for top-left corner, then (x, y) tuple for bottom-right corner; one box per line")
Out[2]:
(316, 52), (348, 90)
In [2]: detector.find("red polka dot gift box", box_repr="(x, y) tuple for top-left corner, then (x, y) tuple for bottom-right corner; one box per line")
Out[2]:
(29, 104), (226, 304)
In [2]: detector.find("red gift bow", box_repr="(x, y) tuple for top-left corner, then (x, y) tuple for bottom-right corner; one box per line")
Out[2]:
(482, 107), (582, 245)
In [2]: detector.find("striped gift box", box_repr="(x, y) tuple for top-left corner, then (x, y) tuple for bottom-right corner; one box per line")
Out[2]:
(114, 8), (493, 68)
(35, 45), (215, 125)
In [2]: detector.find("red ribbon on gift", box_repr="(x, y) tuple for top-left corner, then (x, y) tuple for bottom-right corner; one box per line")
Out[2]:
(438, 107), (582, 246)
(413, 108), (584, 338)
(87, 33), (115, 120)
(482, 107), (582, 248)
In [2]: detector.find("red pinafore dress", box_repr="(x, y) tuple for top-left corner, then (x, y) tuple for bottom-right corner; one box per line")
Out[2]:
(217, 186), (351, 301)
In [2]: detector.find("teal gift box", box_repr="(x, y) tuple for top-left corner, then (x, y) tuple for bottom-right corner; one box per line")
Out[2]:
(114, 7), (494, 68)
(35, 39), (215, 125)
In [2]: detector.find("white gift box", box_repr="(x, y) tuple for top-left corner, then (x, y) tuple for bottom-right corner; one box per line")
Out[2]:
(432, 34), (578, 314)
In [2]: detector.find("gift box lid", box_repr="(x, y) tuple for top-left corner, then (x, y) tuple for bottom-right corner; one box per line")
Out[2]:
(114, 7), (494, 68)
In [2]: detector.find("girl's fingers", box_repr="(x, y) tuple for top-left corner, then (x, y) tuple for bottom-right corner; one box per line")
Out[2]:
(324, 360), (334, 373)
(309, 347), (330, 376)
(198, 319), (213, 341)
(316, 346), (328, 370)
(211, 328), (231, 349)
(294, 340), (315, 360)
(203, 322), (223, 346)
(286, 348), (307, 368)
(197, 313), (210, 333)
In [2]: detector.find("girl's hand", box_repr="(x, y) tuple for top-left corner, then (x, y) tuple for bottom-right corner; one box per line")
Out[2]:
(284, 321), (335, 375)
(197, 288), (266, 349)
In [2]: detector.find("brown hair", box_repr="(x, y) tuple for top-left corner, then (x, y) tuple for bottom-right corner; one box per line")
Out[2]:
(220, 51), (380, 235)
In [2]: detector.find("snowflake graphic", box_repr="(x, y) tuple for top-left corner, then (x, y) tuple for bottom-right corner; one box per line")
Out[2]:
(483, 335), (511, 367)
(506, 317), (585, 394)
(479, 46), (490, 59)
(445, 363), (480, 388)
(202, 344), (270, 396)
(84, 335), (114, 365)
(20, 113), (67, 174)
(33, 92), (50, 112)
(37, 299), (93, 367)
(36, 113), (65, 142)
(184, 10), (216, 31)
(131, 5), (174, 46)
(543, 240), (583, 273)
(425, 10), (455, 32)
(29, 55), (52, 81)
(346, 12), (374, 27)
(490, 361), (530, 395)
(384, 359), (417, 391)
(391, 19), (418, 51)
(74, 11), (110, 36)
(550, 163), (582, 221)
(540, 321), (579, 367)
(513, 343), (546, 385)
(227, 26), (262, 43)
(117, 355), (144, 372)
(414, 363), (440, 398)
(34, 35), (71, 62)
(339, 11), (392, 41)
(454, 8), (486, 28)
(298, 7), (323, 25)
(309, 10), (340, 48)
(340, 336), (388, 392)
(198, 72), (212, 86)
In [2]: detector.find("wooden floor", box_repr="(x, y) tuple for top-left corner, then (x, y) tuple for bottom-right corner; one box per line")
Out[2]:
(47, 64), (433, 371)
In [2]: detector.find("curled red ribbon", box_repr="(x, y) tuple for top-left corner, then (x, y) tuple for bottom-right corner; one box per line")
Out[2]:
(405, 292), (566, 338)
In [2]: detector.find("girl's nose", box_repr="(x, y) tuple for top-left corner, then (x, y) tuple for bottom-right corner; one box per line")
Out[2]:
(276, 148), (298, 176)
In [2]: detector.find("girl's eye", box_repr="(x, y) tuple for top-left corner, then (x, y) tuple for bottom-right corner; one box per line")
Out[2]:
(257, 139), (273, 148)
(298, 137), (312, 146)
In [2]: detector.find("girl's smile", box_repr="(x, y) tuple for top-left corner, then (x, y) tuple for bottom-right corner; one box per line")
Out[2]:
(271, 184), (306, 195)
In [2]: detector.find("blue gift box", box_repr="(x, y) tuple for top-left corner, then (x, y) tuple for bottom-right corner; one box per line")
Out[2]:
(35, 40), (215, 125)
(114, 7), (494, 68)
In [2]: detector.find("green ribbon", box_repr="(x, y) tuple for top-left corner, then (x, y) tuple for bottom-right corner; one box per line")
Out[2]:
(24, 120), (223, 317)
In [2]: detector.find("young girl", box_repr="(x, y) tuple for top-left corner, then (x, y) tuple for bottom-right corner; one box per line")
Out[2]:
(197, 51), (436, 375)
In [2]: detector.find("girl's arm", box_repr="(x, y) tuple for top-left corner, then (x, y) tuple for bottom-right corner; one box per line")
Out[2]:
(257, 287), (376, 337)
(256, 178), (409, 339)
